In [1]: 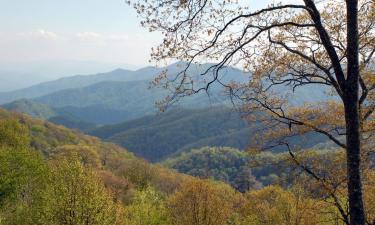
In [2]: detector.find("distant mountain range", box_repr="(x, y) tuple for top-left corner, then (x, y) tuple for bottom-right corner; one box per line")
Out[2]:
(0, 62), (233, 104)
(0, 62), (332, 120)
(0, 63), (247, 124)
(0, 62), (332, 161)
(0, 60), (142, 92)
(0, 67), (157, 104)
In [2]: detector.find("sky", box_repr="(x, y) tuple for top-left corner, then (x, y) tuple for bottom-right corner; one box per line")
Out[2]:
(0, 0), (300, 72)
(0, 0), (158, 68)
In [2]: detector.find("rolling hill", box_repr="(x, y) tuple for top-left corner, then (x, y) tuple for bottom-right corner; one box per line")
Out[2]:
(0, 107), (194, 195)
(162, 146), (259, 192)
(88, 107), (328, 162)
(2, 99), (96, 131)
(89, 107), (251, 161)
(2, 98), (57, 119)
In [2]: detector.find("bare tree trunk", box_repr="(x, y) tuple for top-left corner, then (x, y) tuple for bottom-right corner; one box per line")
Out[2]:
(345, 94), (366, 225)
(345, 1), (365, 224)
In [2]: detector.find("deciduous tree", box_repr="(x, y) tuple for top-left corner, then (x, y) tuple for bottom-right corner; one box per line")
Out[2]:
(167, 179), (237, 225)
(49, 156), (121, 225)
(124, 186), (169, 225)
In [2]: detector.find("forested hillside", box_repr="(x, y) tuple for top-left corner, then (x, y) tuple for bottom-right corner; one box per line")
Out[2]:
(2, 99), (97, 131)
(162, 147), (261, 192)
(162, 146), (349, 191)
(89, 107), (328, 162)
(90, 107), (252, 161)
(0, 108), (195, 223)
(1, 108), (375, 224)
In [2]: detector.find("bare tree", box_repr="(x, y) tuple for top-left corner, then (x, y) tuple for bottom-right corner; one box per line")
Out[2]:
(130, 0), (375, 224)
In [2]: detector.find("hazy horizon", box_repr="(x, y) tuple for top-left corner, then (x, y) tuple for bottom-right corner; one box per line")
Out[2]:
(0, 1), (297, 64)
(0, 0), (300, 91)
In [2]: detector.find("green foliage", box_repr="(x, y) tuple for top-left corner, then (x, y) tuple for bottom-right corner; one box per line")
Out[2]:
(48, 156), (120, 225)
(0, 109), (190, 224)
(48, 144), (101, 168)
(0, 109), (191, 194)
(124, 186), (169, 225)
(0, 119), (30, 149)
(239, 186), (324, 225)
(0, 117), (51, 224)
(121, 159), (156, 189)
(164, 147), (262, 192)
(0, 147), (50, 225)
(167, 179), (239, 225)
(0, 107), (369, 225)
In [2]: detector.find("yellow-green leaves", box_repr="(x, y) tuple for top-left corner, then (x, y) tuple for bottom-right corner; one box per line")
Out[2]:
(0, 119), (30, 149)
(48, 156), (121, 225)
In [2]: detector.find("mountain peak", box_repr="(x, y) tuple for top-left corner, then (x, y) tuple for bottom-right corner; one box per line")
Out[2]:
(111, 68), (129, 73)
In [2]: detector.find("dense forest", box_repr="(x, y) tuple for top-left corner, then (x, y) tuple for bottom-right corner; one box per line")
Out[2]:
(1, 108), (375, 224)
(89, 107), (252, 161)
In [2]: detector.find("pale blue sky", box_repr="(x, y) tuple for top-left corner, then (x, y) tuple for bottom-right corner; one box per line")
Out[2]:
(0, 0), (299, 68)
(0, 0), (141, 33)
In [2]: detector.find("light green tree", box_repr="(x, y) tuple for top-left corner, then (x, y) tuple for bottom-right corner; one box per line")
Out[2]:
(0, 119), (30, 149)
(124, 185), (169, 225)
(48, 156), (122, 225)
(0, 119), (50, 225)
(168, 179), (237, 225)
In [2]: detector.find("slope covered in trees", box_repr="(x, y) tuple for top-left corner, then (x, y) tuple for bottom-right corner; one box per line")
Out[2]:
(2, 99), (96, 131)
(3, 99), (57, 120)
(0, 108), (191, 190)
(162, 146), (347, 191)
(162, 147), (263, 192)
(0, 107), (195, 223)
(90, 107), (252, 161)
(89, 107), (328, 162)
(1, 108), (375, 224)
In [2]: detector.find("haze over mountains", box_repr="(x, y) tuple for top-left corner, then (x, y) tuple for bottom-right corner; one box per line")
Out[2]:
(0, 60), (141, 92)
(0, 71), (52, 92)
(0, 63), (246, 124)
(1, 62), (332, 161)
